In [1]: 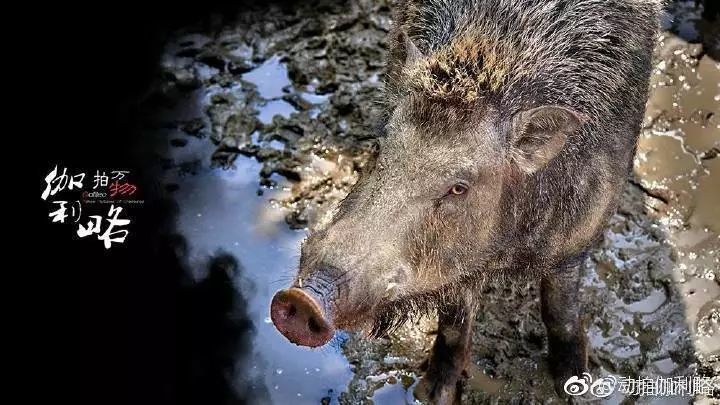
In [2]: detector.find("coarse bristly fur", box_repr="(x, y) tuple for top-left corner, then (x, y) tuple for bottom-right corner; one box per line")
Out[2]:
(386, 0), (663, 120)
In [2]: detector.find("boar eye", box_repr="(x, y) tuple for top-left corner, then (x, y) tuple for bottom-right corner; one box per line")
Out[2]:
(448, 183), (468, 196)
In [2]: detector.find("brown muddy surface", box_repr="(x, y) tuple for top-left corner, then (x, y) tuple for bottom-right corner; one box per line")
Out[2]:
(145, 0), (719, 403)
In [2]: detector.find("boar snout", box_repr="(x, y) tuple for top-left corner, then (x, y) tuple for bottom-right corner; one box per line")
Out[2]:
(270, 287), (334, 348)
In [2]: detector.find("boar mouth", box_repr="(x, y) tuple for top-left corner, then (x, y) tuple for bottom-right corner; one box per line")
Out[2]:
(367, 293), (437, 338)
(367, 274), (489, 338)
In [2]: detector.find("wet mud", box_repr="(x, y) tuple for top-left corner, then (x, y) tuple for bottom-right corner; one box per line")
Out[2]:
(143, 0), (719, 403)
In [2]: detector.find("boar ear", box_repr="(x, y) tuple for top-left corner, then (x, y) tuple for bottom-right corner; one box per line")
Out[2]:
(397, 31), (423, 66)
(509, 105), (587, 174)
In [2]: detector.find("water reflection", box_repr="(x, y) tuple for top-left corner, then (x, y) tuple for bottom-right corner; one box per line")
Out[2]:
(162, 140), (353, 404)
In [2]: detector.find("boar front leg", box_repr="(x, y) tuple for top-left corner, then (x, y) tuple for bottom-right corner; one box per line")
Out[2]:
(541, 263), (588, 396)
(415, 293), (475, 405)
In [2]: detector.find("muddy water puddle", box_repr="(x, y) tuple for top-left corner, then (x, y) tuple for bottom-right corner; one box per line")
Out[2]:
(637, 28), (719, 378)
(151, 23), (391, 400)
(146, 0), (719, 403)
(152, 57), (355, 402)
(159, 138), (354, 404)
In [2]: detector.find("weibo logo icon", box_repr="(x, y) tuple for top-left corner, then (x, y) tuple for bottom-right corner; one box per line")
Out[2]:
(564, 373), (617, 398)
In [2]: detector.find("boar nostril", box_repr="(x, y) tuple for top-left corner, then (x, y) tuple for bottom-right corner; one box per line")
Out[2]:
(285, 304), (297, 318)
(308, 316), (324, 334)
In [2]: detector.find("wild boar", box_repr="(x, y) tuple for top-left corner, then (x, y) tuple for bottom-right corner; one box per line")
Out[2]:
(271, 0), (662, 402)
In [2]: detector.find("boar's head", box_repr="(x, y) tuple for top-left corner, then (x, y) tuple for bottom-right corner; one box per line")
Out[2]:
(271, 33), (586, 347)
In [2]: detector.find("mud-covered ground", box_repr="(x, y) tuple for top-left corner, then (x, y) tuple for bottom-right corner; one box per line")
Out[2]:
(144, 0), (719, 403)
